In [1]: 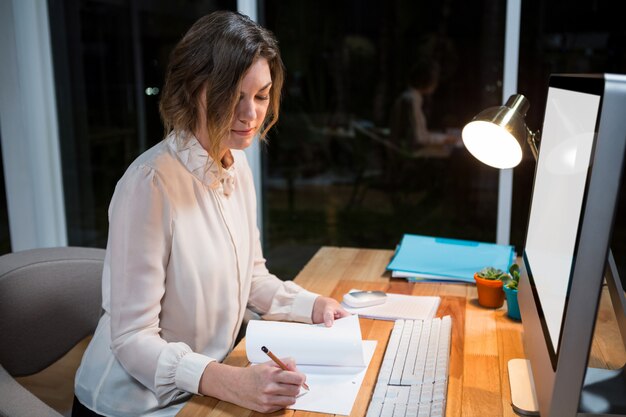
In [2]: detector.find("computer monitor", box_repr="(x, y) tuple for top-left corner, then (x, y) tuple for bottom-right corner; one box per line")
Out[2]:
(514, 73), (626, 417)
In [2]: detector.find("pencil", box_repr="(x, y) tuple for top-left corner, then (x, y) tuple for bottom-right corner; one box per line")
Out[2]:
(261, 346), (310, 391)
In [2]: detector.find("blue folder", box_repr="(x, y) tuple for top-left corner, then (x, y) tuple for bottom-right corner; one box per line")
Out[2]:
(387, 234), (515, 283)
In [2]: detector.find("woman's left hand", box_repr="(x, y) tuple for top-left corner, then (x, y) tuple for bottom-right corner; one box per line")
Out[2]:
(312, 296), (351, 327)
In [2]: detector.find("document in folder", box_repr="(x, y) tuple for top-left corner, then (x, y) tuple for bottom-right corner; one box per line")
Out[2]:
(387, 234), (515, 283)
(245, 315), (376, 415)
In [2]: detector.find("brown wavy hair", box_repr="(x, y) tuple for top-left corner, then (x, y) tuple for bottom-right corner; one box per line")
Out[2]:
(159, 11), (284, 163)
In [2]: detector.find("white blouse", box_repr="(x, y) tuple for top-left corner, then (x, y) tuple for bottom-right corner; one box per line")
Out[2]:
(74, 132), (319, 417)
(407, 89), (430, 145)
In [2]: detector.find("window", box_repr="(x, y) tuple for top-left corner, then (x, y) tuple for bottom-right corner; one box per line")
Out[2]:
(515, 1), (626, 260)
(49, 0), (236, 247)
(262, 0), (506, 278)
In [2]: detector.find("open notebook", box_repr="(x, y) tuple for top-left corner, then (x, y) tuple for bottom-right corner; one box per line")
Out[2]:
(245, 315), (377, 415)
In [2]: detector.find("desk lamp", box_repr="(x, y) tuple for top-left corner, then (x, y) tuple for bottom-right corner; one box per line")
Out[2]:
(461, 94), (539, 168)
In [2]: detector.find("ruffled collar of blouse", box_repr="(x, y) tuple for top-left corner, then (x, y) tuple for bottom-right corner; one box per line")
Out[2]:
(168, 132), (237, 196)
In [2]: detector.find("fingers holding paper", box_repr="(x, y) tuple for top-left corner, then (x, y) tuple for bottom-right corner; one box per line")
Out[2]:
(312, 296), (351, 327)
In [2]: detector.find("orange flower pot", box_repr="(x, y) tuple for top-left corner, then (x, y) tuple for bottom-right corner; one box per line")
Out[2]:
(474, 273), (505, 308)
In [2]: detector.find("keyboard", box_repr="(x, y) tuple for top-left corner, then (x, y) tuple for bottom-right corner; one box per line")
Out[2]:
(366, 316), (452, 417)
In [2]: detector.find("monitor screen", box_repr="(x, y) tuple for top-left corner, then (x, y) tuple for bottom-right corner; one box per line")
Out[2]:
(524, 86), (601, 363)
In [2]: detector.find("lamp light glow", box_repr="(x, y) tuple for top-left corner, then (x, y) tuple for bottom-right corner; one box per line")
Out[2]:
(462, 121), (522, 168)
(462, 94), (538, 168)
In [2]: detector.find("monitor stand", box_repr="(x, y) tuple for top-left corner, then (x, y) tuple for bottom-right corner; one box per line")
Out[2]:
(508, 250), (626, 416)
(508, 358), (540, 416)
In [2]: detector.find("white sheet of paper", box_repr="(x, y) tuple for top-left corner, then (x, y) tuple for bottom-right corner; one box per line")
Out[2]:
(290, 340), (377, 415)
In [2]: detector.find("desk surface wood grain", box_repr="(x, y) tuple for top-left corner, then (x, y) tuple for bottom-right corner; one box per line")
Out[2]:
(177, 246), (626, 417)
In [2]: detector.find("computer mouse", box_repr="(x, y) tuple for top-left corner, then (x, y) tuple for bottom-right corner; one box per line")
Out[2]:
(343, 290), (387, 308)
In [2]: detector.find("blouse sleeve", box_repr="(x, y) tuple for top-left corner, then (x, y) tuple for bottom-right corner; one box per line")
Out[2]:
(246, 228), (319, 323)
(108, 165), (213, 405)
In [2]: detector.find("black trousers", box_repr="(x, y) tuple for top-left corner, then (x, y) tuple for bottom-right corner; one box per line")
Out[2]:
(72, 396), (106, 417)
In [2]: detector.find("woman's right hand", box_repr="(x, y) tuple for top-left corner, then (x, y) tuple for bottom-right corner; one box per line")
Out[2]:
(199, 359), (306, 413)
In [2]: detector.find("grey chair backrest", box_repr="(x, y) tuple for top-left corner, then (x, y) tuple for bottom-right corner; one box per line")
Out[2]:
(0, 246), (105, 417)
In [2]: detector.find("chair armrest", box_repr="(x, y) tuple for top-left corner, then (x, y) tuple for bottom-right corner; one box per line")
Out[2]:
(0, 365), (61, 417)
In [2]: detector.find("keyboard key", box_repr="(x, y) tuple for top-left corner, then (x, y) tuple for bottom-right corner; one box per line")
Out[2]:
(408, 384), (422, 406)
(393, 403), (407, 417)
(406, 405), (419, 417)
(386, 385), (401, 400)
(397, 386), (411, 404)
(373, 383), (388, 401)
(417, 403), (431, 417)
(367, 400), (383, 417)
(433, 381), (447, 401)
(430, 400), (445, 417)
(420, 384), (433, 403)
(381, 401), (395, 417)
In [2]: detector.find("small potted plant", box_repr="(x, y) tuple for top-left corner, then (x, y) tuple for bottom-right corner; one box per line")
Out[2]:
(503, 263), (521, 320)
(474, 266), (507, 308)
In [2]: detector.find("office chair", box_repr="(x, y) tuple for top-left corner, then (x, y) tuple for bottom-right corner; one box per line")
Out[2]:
(0, 247), (105, 417)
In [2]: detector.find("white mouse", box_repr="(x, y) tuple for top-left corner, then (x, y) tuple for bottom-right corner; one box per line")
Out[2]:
(343, 290), (387, 308)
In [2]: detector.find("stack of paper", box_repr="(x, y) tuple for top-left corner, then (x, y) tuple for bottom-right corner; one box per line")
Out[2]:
(387, 234), (515, 283)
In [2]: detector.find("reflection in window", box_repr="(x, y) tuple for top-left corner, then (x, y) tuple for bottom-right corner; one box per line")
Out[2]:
(262, 1), (505, 278)
(514, 1), (626, 253)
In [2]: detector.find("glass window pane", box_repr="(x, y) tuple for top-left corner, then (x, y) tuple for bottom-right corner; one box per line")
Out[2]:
(262, 0), (506, 278)
(49, 0), (236, 248)
(516, 2), (626, 261)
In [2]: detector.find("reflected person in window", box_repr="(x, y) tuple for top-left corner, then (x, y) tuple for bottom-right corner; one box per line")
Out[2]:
(390, 60), (458, 151)
(72, 11), (348, 417)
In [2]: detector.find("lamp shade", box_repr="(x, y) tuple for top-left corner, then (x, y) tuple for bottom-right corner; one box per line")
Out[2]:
(462, 94), (530, 169)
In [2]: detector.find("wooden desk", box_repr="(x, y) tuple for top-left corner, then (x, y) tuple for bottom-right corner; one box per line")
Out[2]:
(177, 247), (626, 417)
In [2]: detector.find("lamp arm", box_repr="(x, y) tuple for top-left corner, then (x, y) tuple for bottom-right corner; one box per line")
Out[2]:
(526, 127), (540, 161)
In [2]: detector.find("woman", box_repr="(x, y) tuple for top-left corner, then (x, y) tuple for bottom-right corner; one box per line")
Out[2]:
(73, 11), (348, 417)
(390, 60), (457, 150)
